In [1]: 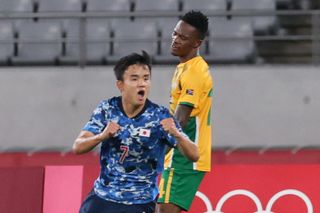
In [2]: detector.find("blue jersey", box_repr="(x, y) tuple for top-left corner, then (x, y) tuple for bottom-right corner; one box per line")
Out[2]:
(83, 96), (184, 205)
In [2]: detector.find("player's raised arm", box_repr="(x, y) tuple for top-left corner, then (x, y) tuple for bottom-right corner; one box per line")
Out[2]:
(160, 118), (199, 162)
(73, 122), (120, 154)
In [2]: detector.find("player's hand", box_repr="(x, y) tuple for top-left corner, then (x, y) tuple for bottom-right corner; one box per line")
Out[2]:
(99, 122), (121, 140)
(160, 118), (179, 137)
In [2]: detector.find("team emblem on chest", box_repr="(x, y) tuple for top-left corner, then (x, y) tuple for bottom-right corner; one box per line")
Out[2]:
(139, 128), (151, 137)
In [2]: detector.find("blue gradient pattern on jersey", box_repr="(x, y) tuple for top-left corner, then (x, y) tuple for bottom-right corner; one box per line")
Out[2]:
(83, 96), (184, 204)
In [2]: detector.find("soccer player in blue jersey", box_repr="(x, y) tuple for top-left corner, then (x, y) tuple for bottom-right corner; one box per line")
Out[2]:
(73, 51), (199, 213)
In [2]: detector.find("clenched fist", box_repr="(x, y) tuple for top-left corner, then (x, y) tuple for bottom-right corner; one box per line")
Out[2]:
(99, 122), (121, 140)
(160, 118), (179, 137)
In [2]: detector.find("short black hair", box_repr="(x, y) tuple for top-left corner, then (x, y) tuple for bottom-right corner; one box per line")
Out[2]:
(181, 10), (209, 40)
(113, 50), (152, 81)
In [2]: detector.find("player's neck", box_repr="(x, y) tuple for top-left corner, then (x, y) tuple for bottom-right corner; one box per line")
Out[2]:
(179, 50), (198, 63)
(121, 99), (145, 118)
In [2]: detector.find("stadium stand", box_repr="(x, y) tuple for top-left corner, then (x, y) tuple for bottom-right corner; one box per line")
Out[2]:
(0, 0), (318, 65)
(0, 21), (14, 65)
(276, 0), (313, 9)
(83, 19), (111, 64)
(231, 0), (279, 35)
(181, 0), (227, 14)
(37, 0), (84, 62)
(133, 0), (180, 40)
(86, 0), (133, 12)
(134, 0), (180, 11)
(61, 19), (111, 65)
(37, 0), (83, 12)
(11, 20), (62, 65)
(275, 0), (294, 9)
(133, 0), (180, 28)
(108, 19), (158, 63)
(206, 19), (257, 63)
(0, 0), (34, 12)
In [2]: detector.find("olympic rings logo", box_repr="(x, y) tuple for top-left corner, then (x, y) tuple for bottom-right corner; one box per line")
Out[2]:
(195, 189), (313, 213)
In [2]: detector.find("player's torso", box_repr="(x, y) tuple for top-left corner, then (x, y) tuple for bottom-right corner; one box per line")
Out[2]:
(101, 100), (167, 176)
(167, 56), (213, 171)
(170, 57), (212, 116)
(96, 99), (168, 203)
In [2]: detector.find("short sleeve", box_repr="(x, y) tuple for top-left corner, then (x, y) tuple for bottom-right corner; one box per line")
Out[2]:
(178, 68), (204, 109)
(82, 101), (107, 135)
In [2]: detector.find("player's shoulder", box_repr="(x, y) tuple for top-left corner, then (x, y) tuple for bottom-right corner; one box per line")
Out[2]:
(191, 55), (208, 66)
(97, 96), (120, 109)
(196, 55), (209, 65)
(186, 56), (209, 73)
(196, 56), (210, 71)
(146, 99), (170, 114)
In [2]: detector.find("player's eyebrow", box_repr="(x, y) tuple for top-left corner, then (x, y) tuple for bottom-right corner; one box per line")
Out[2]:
(173, 29), (191, 39)
(129, 74), (139, 78)
(143, 74), (150, 78)
(129, 73), (150, 78)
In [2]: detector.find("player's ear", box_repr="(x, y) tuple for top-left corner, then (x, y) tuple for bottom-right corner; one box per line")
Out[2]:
(193, 39), (202, 49)
(116, 80), (123, 92)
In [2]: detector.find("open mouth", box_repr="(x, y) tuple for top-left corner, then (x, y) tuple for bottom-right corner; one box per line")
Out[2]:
(137, 90), (145, 99)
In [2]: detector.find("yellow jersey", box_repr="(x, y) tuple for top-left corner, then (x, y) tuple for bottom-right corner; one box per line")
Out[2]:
(164, 56), (213, 171)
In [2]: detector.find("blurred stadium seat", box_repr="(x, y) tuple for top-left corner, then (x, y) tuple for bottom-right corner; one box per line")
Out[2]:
(37, 0), (84, 51)
(36, 0), (83, 30)
(61, 19), (111, 65)
(182, 0), (227, 16)
(0, 0), (34, 12)
(0, 0), (317, 65)
(0, 20), (14, 65)
(276, 0), (295, 9)
(206, 19), (257, 63)
(275, 0), (312, 9)
(86, 0), (133, 12)
(86, 0), (133, 33)
(134, 0), (180, 28)
(134, 0), (180, 11)
(37, 0), (83, 12)
(11, 20), (62, 65)
(108, 19), (158, 63)
(231, 0), (279, 35)
(84, 19), (111, 64)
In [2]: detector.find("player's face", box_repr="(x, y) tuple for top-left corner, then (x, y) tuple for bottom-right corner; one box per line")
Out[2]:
(171, 20), (201, 58)
(117, 64), (151, 106)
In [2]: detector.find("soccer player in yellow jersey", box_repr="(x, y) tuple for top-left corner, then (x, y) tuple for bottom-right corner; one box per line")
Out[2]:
(157, 11), (213, 213)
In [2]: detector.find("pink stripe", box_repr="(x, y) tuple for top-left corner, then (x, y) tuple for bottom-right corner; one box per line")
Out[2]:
(43, 166), (83, 213)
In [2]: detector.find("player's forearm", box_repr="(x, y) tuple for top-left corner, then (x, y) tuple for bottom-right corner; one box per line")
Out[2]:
(175, 133), (199, 162)
(174, 104), (193, 129)
(72, 134), (103, 154)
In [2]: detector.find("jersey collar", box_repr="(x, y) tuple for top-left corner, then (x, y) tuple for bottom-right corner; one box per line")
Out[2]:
(117, 96), (151, 119)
